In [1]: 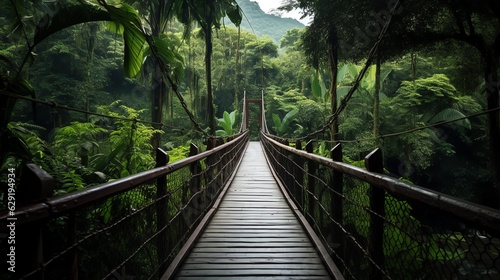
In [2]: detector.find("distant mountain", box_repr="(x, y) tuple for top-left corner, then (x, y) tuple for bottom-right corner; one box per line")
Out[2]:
(228, 0), (305, 45)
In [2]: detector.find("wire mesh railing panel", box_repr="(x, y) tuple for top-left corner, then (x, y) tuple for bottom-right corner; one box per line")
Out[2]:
(9, 183), (162, 280)
(0, 131), (249, 280)
(261, 132), (500, 280)
(382, 196), (500, 280)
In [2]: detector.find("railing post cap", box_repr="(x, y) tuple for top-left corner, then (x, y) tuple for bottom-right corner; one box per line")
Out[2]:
(156, 148), (170, 166)
(306, 140), (314, 152)
(330, 143), (342, 161)
(364, 148), (383, 173)
(189, 143), (199, 156)
(295, 140), (302, 150)
(18, 163), (54, 204)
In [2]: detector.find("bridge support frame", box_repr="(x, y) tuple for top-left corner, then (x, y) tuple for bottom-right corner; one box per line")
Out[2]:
(244, 99), (262, 130)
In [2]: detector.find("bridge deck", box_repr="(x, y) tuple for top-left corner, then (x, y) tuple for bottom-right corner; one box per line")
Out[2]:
(174, 141), (331, 279)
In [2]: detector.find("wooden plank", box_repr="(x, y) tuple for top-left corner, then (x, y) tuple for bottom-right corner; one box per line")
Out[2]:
(201, 233), (306, 238)
(188, 252), (320, 258)
(181, 264), (327, 270)
(198, 237), (310, 242)
(190, 247), (318, 253)
(176, 277), (329, 280)
(203, 229), (305, 234)
(176, 269), (329, 276)
(185, 257), (321, 263)
(194, 242), (313, 248)
(204, 225), (303, 229)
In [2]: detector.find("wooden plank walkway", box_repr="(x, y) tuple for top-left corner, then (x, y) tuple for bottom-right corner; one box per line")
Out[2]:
(174, 141), (332, 279)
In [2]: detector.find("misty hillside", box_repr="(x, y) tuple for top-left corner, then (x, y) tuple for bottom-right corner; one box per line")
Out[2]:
(228, 0), (305, 45)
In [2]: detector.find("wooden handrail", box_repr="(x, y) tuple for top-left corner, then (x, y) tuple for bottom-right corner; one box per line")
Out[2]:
(0, 130), (250, 225)
(261, 132), (500, 234)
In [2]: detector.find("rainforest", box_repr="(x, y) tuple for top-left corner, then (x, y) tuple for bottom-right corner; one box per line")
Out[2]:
(1, 0), (498, 206)
(0, 0), (500, 279)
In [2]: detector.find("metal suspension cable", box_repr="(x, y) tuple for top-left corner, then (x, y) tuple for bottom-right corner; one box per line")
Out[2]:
(145, 10), (260, 140)
(261, 89), (269, 134)
(240, 6), (266, 90)
(2, 35), (240, 140)
(144, 35), (216, 139)
(329, 106), (500, 144)
(290, 0), (403, 142)
(0, 89), (183, 130)
(239, 89), (247, 133)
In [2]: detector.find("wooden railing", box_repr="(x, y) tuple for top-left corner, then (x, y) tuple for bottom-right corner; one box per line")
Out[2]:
(0, 130), (249, 280)
(261, 131), (500, 280)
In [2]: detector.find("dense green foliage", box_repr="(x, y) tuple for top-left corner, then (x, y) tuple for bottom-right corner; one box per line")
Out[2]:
(0, 1), (499, 279)
(0, 0), (497, 209)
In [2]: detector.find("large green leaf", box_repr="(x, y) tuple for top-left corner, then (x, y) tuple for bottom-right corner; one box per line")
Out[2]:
(224, 1), (242, 26)
(311, 71), (327, 102)
(311, 73), (321, 98)
(272, 109), (298, 136)
(216, 110), (237, 135)
(361, 65), (377, 91)
(337, 64), (349, 84)
(272, 113), (282, 134)
(104, 3), (146, 77)
(281, 108), (299, 128)
(34, 4), (111, 46)
(347, 64), (359, 79)
(146, 35), (185, 80)
(427, 108), (471, 129)
(223, 111), (232, 132)
(228, 110), (237, 125)
(337, 86), (352, 103)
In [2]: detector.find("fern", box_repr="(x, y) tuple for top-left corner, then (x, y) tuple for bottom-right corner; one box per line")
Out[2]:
(55, 170), (85, 195)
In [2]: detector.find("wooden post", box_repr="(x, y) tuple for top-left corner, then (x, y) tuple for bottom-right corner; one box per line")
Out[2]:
(189, 144), (201, 222)
(206, 138), (217, 200)
(282, 140), (290, 192)
(330, 144), (344, 248)
(17, 163), (54, 278)
(306, 140), (317, 224)
(365, 148), (385, 280)
(294, 141), (304, 210)
(156, 148), (169, 276)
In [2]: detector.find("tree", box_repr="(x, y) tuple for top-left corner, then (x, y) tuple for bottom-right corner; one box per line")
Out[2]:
(0, 0), (149, 168)
(288, 0), (341, 140)
(188, 0), (242, 136)
(383, 0), (500, 205)
(281, 0), (500, 206)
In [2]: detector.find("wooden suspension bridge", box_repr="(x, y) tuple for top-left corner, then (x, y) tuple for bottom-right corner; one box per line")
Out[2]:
(1, 98), (500, 280)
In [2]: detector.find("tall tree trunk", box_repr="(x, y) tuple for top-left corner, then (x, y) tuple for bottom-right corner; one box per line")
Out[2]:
(151, 63), (166, 150)
(206, 1), (215, 136)
(234, 26), (241, 111)
(327, 31), (339, 141)
(484, 52), (500, 207)
(373, 55), (381, 146)
(150, 0), (166, 151)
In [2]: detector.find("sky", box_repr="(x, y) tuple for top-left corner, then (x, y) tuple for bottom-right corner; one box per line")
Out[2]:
(250, 0), (312, 25)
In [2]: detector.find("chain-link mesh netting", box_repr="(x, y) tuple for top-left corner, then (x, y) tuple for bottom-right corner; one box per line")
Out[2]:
(261, 134), (500, 280)
(0, 131), (248, 280)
